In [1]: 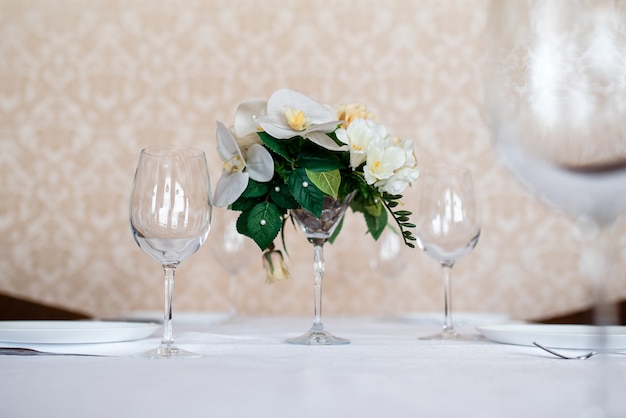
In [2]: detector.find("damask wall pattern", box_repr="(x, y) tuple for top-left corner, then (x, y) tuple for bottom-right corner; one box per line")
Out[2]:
(1, 0), (624, 321)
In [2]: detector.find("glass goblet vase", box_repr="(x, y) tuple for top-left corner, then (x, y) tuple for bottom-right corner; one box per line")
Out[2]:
(286, 192), (355, 345)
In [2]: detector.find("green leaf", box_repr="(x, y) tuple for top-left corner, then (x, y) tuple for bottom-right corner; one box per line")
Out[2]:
(305, 169), (340, 197)
(297, 148), (344, 171)
(379, 192), (418, 249)
(350, 191), (383, 217)
(364, 207), (387, 240)
(241, 179), (270, 198)
(328, 217), (345, 244)
(257, 132), (295, 161)
(230, 197), (261, 212)
(237, 202), (281, 250)
(235, 211), (251, 237)
(383, 193), (403, 200)
(288, 169), (324, 217)
(269, 183), (299, 211)
(364, 199), (384, 217)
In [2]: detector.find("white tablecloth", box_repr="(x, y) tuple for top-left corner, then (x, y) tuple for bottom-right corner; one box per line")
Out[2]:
(1, 316), (624, 418)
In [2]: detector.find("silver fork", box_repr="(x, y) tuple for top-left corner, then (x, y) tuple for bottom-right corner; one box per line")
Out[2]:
(0, 347), (107, 357)
(532, 342), (626, 360)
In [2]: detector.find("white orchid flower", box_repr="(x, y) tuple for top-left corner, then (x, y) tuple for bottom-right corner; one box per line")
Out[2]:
(255, 89), (347, 151)
(213, 121), (274, 207)
(335, 118), (387, 169)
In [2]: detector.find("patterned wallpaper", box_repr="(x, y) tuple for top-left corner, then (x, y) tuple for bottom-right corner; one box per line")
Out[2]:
(1, 0), (624, 321)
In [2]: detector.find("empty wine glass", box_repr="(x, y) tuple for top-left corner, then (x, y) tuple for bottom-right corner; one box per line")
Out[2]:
(209, 208), (256, 319)
(487, 0), (626, 322)
(486, 3), (626, 414)
(130, 146), (212, 358)
(414, 167), (481, 340)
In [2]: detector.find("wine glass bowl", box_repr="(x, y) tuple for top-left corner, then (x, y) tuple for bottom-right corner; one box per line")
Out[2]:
(487, 0), (626, 226)
(291, 193), (354, 242)
(130, 146), (212, 358)
(414, 167), (481, 340)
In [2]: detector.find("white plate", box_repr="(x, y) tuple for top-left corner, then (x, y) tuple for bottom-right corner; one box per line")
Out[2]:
(119, 311), (230, 324)
(0, 321), (159, 344)
(476, 324), (626, 350)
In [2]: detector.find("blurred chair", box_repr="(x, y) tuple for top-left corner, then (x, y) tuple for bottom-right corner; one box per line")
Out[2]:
(535, 301), (625, 325)
(0, 292), (90, 320)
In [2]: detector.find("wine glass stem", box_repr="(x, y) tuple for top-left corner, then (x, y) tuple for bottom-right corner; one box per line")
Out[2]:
(161, 263), (178, 346)
(578, 217), (619, 326)
(384, 276), (394, 318)
(312, 242), (325, 330)
(442, 264), (454, 334)
(229, 274), (238, 319)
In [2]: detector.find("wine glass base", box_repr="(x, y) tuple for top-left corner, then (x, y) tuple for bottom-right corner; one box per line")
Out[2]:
(135, 344), (202, 359)
(419, 331), (483, 341)
(285, 329), (350, 345)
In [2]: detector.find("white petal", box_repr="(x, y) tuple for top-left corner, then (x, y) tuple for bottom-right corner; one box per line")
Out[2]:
(305, 131), (349, 151)
(363, 168), (377, 185)
(245, 143), (274, 182)
(335, 128), (348, 145)
(267, 89), (335, 124)
(304, 120), (340, 134)
(234, 99), (266, 138)
(216, 121), (241, 161)
(377, 147), (406, 178)
(256, 113), (296, 139)
(213, 171), (249, 207)
(349, 151), (367, 169)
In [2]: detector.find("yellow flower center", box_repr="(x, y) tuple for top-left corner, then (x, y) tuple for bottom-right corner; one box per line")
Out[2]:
(285, 107), (310, 131)
(224, 155), (244, 173)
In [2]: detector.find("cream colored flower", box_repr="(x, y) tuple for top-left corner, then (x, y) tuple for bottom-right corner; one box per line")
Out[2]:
(367, 137), (419, 194)
(336, 103), (378, 128)
(335, 118), (387, 169)
(363, 138), (406, 184)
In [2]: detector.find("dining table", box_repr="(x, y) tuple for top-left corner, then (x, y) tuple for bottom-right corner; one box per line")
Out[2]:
(1, 315), (624, 418)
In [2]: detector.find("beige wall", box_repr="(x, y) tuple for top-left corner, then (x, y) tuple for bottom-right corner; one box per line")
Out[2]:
(1, 0), (624, 320)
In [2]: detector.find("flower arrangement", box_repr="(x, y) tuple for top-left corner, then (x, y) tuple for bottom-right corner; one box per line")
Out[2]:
(213, 88), (419, 280)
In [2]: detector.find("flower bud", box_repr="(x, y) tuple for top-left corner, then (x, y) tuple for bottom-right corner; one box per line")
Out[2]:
(263, 248), (290, 284)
